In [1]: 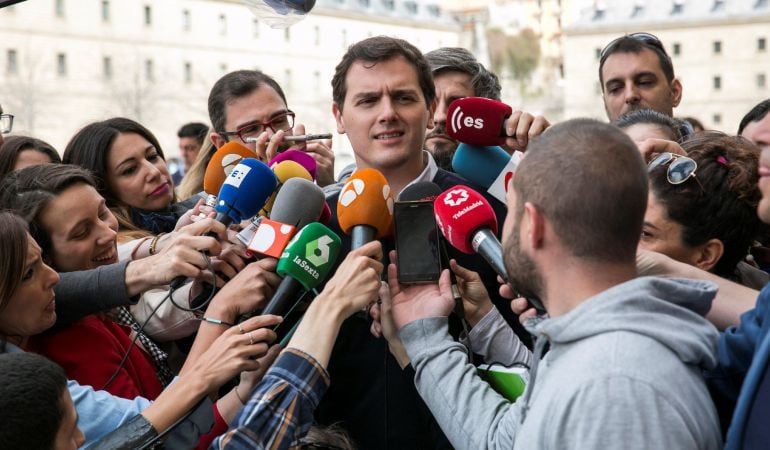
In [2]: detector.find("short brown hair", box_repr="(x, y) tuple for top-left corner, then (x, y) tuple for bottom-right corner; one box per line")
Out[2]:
(331, 36), (435, 111)
(513, 118), (648, 263)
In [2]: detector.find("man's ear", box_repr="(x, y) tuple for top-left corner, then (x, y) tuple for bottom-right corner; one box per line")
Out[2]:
(427, 97), (437, 130)
(523, 202), (545, 250)
(332, 103), (346, 134)
(671, 78), (683, 108)
(210, 131), (226, 150)
(692, 238), (724, 273)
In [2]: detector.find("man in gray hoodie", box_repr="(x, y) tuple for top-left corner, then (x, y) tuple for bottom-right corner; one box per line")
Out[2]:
(387, 118), (723, 449)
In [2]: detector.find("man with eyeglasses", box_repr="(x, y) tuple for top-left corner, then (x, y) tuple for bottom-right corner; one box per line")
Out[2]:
(0, 103), (14, 148)
(599, 33), (687, 134)
(207, 70), (335, 187)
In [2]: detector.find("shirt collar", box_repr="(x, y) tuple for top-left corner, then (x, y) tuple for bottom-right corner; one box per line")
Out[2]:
(397, 151), (438, 200)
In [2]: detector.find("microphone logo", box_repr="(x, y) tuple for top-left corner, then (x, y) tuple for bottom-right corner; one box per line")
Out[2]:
(449, 107), (485, 134)
(305, 235), (333, 266)
(224, 163), (251, 188)
(340, 178), (365, 207)
(443, 189), (470, 207)
(221, 154), (244, 176)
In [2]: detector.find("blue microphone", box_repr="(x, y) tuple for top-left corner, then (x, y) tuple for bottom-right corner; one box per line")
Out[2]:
(215, 158), (278, 226)
(452, 143), (521, 204)
(170, 159), (277, 291)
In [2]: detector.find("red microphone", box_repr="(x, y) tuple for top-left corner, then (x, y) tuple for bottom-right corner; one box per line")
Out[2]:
(446, 97), (512, 147)
(433, 186), (508, 282)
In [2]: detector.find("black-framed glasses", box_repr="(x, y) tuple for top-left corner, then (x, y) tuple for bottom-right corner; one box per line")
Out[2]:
(600, 32), (668, 63)
(648, 152), (704, 190)
(0, 113), (13, 134)
(219, 111), (295, 144)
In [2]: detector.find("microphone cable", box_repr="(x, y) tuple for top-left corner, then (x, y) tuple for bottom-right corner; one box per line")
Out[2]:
(100, 255), (216, 391)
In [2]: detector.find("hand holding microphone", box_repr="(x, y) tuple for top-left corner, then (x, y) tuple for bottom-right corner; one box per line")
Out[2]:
(446, 97), (549, 151)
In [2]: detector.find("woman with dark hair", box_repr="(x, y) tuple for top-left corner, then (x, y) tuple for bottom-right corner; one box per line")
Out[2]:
(0, 134), (61, 179)
(62, 117), (181, 241)
(0, 209), (283, 448)
(640, 132), (767, 288)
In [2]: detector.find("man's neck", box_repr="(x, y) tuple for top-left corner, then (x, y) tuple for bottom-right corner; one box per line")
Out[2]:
(542, 259), (637, 318)
(358, 155), (426, 198)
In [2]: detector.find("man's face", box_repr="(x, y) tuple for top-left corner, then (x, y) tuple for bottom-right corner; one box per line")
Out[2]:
(501, 186), (544, 301)
(178, 137), (201, 170)
(601, 49), (682, 122)
(742, 113), (770, 153)
(210, 85), (291, 158)
(425, 70), (474, 168)
(333, 56), (435, 174)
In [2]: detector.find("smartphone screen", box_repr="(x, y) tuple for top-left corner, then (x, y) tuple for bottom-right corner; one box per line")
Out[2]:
(395, 201), (441, 283)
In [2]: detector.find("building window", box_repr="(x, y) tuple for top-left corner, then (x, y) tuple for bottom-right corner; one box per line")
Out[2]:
(404, 1), (417, 14)
(218, 14), (227, 35)
(57, 53), (67, 77)
(143, 5), (152, 26)
(314, 26), (320, 46)
(284, 68), (292, 89)
(713, 113), (722, 125)
(101, 0), (110, 21)
(313, 70), (321, 91)
(427, 4), (440, 16)
(219, 63), (227, 73)
(284, 28), (291, 42)
(759, 73), (767, 89)
(756, 0), (768, 8)
(182, 9), (190, 31)
(253, 19), (260, 38)
(55, 0), (65, 17)
(631, 4), (644, 17)
(759, 37), (767, 51)
(713, 40), (722, 54)
(382, 0), (395, 11)
(359, 0), (370, 6)
(671, 0), (684, 14)
(7, 49), (18, 75)
(672, 42), (681, 56)
(103, 56), (112, 79)
(595, 47), (602, 60)
(184, 61), (192, 83)
(592, 7), (605, 20)
(713, 75), (722, 91)
(145, 59), (154, 82)
(712, 0), (725, 11)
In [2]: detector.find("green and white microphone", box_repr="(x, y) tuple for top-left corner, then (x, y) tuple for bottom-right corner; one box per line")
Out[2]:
(261, 222), (342, 317)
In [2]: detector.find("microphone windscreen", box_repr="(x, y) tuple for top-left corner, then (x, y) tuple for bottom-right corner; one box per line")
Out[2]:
(271, 178), (325, 229)
(337, 168), (394, 238)
(319, 202), (331, 225)
(452, 143), (512, 189)
(216, 158), (277, 223)
(400, 181), (442, 202)
(262, 160), (313, 214)
(277, 222), (341, 290)
(433, 186), (498, 254)
(204, 142), (255, 195)
(269, 149), (317, 180)
(446, 97), (512, 147)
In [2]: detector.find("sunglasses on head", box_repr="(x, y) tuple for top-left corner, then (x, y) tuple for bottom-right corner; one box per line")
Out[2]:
(648, 152), (704, 191)
(600, 32), (668, 62)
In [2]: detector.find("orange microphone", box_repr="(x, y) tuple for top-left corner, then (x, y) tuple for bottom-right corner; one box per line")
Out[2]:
(203, 142), (256, 196)
(337, 168), (394, 249)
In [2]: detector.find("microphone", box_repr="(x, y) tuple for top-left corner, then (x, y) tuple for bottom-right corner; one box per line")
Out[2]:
(248, 178), (325, 258)
(452, 143), (523, 204)
(261, 160), (313, 216)
(261, 222), (341, 317)
(269, 149), (317, 180)
(433, 186), (508, 282)
(400, 181), (443, 202)
(318, 202), (331, 226)
(215, 158), (278, 226)
(203, 142), (256, 195)
(337, 168), (394, 249)
(446, 97), (512, 147)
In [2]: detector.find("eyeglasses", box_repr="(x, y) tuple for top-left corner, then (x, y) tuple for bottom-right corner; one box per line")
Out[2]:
(0, 113), (14, 134)
(648, 152), (704, 190)
(600, 32), (669, 63)
(219, 111), (295, 144)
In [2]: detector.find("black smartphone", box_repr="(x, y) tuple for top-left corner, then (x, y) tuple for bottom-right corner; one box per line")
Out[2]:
(394, 200), (442, 284)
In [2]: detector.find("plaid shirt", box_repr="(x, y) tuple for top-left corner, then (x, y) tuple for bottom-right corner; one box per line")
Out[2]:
(212, 348), (331, 450)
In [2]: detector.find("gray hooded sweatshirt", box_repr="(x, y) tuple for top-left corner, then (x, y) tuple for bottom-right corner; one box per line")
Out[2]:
(399, 277), (723, 450)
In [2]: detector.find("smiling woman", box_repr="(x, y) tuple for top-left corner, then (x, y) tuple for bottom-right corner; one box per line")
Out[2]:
(62, 118), (178, 241)
(0, 164), (166, 400)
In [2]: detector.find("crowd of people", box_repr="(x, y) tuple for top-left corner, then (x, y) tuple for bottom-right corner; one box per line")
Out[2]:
(0, 30), (769, 450)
